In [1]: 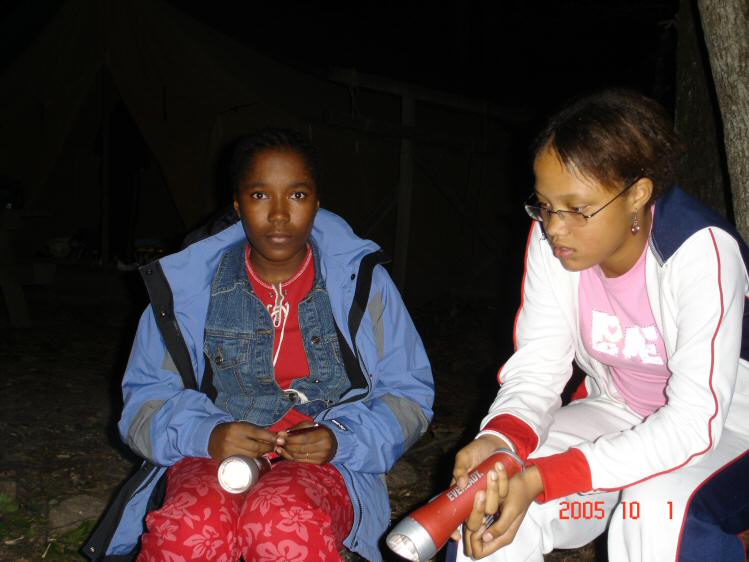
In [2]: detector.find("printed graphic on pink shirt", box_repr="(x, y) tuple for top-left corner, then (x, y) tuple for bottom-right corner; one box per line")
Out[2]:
(579, 244), (671, 417)
(590, 310), (664, 366)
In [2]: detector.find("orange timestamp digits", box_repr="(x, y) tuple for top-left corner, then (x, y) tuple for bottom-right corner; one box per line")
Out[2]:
(559, 500), (606, 520)
(559, 500), (676, 520)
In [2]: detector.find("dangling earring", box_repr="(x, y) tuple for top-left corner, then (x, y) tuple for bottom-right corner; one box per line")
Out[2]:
(630, 212), (640, 235)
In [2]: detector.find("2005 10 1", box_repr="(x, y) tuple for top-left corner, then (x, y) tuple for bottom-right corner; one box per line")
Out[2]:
(559, 500), (675, 520)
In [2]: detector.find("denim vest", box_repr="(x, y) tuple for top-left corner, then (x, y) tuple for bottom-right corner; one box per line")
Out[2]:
(203, 242), (351, 426)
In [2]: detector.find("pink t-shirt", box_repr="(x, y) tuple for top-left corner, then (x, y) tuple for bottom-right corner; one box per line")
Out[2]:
(578, 243), (671, 417)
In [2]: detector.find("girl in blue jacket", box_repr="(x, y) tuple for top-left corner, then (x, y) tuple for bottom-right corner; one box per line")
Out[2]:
(88, 128), (434, 562)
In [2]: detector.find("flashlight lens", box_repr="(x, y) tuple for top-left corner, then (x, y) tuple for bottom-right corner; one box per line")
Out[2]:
(218, 457), (252, 493)
(385, 533), (420, 561)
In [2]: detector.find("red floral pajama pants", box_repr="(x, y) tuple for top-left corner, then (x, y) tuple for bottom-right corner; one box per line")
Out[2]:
(138, 457), (354, 562)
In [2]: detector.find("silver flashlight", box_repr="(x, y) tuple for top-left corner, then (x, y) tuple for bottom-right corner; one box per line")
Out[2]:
(217, 455), (272, 494)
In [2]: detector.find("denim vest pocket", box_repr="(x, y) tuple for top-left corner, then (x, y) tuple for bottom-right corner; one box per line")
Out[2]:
(204, 333), (256, 419)
(325, 333), (343, 366)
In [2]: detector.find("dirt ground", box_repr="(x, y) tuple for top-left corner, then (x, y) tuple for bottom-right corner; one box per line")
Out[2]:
(0, 263), (601, 561)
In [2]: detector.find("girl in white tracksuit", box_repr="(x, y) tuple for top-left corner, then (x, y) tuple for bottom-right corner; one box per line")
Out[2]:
(451, 90), (749, 562)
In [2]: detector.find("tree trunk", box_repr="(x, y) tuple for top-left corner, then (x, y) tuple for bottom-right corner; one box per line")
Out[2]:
(674, 0), (729, 218)
(697, 0), (749, 238)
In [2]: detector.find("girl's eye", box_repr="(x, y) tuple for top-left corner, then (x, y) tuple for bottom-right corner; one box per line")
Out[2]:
(250, 192), (267, 200)
(290, 192), (307, 200)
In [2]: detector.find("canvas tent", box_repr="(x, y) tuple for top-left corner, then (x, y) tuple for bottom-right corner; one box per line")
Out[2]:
(0, 0), (529, 305)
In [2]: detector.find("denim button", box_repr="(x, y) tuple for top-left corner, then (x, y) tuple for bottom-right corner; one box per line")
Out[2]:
(313, 378), (320, 383)
(311, 336), (321, 344)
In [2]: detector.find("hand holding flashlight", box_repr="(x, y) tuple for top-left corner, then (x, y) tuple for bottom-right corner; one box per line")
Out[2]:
(386, 446), (524, 562)
(208, 421), (277, 461)
(275, 423), (337, 464)
(462, 462), (544, 560)
(449, 434), (513, 541)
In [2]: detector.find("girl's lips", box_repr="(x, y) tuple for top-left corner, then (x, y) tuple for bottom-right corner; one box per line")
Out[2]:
(553, 246), (574, 259)
(266, 233), (292, 244)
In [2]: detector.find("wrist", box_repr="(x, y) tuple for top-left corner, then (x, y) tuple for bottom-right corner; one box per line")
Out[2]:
(477, 434), (510, 452)
(322, 426), (338, 463)
(522, 466), (544, 499)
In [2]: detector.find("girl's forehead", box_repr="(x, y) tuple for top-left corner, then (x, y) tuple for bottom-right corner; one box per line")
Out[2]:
(251, 148), (305, 168)
(536, 149), (617, 195)
(244, 150), (315, 183)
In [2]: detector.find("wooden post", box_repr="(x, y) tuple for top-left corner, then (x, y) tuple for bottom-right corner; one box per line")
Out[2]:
(0, 210), (31, 326)
(393, 94), (414, 293)
(100, 72), (111, 265)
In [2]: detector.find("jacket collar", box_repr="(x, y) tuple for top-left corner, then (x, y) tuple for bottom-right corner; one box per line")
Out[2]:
(651, 186), (749, 265)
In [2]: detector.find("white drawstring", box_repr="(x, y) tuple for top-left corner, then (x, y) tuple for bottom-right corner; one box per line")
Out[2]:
(267, 283), (289, 367)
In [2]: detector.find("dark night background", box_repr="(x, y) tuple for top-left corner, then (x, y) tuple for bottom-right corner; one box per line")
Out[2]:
(174, 0), (678, 108)
(0, 1), (714, 561)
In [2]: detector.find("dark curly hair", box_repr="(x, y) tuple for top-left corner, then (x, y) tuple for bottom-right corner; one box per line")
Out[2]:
(531, 89), (684, 203)
(230, 128), (321, 194)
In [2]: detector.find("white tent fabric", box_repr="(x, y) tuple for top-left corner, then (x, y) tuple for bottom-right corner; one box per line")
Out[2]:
(0, 0), (353, 226)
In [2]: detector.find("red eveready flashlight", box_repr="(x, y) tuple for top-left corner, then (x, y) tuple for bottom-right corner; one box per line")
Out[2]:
(386, 449), (524, 562)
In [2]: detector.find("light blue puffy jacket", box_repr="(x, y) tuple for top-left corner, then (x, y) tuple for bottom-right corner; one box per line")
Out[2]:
(85, 209), (434, 562)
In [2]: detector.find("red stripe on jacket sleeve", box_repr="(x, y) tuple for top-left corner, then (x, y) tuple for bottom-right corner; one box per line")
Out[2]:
(482, 414), (539, 461)
(527, 448), (592, 502)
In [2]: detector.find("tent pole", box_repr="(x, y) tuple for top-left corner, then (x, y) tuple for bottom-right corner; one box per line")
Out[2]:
(393, 94), (414, 293)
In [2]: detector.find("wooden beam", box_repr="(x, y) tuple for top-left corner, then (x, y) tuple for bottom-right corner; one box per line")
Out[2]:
(322, 110), (498, 153)
(329, 67), (531, 123)
(393, 95), (415, 292)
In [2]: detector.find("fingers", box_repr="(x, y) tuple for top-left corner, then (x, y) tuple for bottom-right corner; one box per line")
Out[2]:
(452, 448), (474, 486)
(465, 490), (489, 533)
(452, 435), (509, 490)
(208, 422), (278, 460)
(461, 463), (513, 559)
(274, 423), (318, 447)
(469, 508), (524, 558)
(238, 423), (277, 444)
(276, 425), (334, 464)
(485, 493), (523, 541)
(484, 463), (509, 515)
(467, 473), (533, 558)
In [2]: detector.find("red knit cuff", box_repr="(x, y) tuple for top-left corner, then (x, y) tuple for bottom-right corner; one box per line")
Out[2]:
(527, 448), (591, 502)
(481, 414), (539, 461)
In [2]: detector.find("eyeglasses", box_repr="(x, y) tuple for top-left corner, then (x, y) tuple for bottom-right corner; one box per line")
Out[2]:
(524, 178), (640, 227)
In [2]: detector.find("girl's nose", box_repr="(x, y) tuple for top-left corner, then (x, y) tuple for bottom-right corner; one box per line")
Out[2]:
(543, 211), (567, 238)
(268, 200), (290, 222)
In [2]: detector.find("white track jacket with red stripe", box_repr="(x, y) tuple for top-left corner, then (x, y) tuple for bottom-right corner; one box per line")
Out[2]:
(480, 187), (749, 501)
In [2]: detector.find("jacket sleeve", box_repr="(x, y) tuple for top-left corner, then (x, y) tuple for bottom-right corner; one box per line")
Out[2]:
(571, 227), (748, 496)
(477, 223), (576, 460)
(320, 267), (435, 473)
(118, 306), (233, 466)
